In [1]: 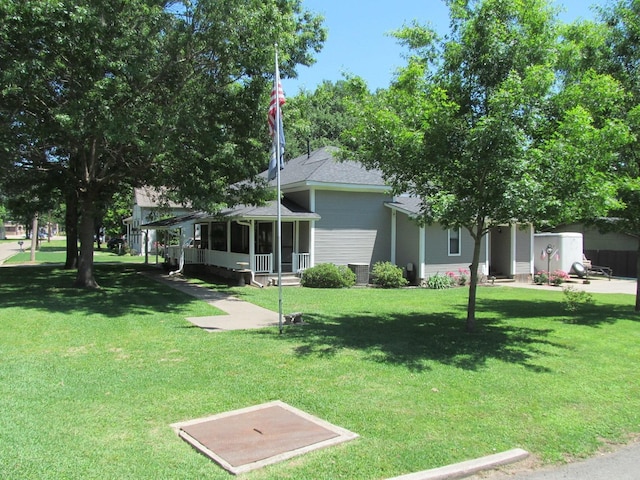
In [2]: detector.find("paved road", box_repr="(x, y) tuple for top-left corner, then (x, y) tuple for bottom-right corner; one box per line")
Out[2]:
(473, 438), (640, 480)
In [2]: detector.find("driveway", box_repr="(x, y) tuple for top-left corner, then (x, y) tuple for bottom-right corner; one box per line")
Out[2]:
(499, 276), (637, 295)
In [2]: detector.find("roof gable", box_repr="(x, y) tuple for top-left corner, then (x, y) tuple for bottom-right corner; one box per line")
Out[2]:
(134, 186), (191, 209)
(266, 146), (388, 189)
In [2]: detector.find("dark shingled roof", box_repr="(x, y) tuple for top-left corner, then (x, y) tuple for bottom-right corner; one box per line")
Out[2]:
(386, 196), (424, 216)
(141, 212), (210, 229)
(219, 197), (320, 220)
(266, 146), (388, 188)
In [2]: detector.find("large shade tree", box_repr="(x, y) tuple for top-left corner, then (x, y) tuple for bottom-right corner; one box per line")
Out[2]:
(285, 77), (370, 158)
(596, 0), (640, 310)
(0, 0), (325, 288)
(343, 0), (628, 331)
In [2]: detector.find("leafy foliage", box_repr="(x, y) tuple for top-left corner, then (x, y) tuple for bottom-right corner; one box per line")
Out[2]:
(285, 77), (370, 158)
(0, 0), (326, 287)
(424, 272), (456, 290)
(343, 0), (633, 329)
(301, 263), (356, 288)
(563, 286), (595, 313)
(371, 261), (408, 288)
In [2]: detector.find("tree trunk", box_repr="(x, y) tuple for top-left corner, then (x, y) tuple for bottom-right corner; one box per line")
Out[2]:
(30, 213), (38, 262)
(74, 196), (99, 289)
(65, 190), (78, 269)
(466, 221), (485, 332)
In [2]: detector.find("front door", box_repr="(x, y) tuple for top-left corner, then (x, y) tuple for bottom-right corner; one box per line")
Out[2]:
(281, 222), (294, 272)
(256, 221), (294, 272)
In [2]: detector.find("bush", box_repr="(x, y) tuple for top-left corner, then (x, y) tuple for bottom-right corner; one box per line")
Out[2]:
(301, 263), (356, 288)
(563, 286), (594, 312)
(534, 271), (549, 284)
(371, 261), (408, 288)
(550, 270), (570, 286)
(423, 272), (455, 289)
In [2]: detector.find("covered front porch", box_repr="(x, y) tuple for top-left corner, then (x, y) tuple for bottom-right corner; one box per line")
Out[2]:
(144, 198), (320, 281)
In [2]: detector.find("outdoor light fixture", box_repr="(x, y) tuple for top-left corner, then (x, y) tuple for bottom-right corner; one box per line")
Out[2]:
(545, 244), (554, 285)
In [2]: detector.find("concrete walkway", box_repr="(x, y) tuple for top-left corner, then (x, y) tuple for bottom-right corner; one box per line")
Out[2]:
(0, 238), (27, 264)
(142, 270), (281, 332)
(498, 276), (637, 295)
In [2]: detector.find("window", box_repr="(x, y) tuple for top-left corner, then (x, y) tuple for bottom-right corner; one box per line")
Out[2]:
(448, 227), (461, 256)
(230, 222), (249, 254)
(199, 224), (209, 250)
(211, 222), (227, 251)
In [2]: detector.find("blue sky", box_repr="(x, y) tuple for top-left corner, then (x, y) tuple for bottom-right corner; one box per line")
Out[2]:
(286, 0), (608, 93)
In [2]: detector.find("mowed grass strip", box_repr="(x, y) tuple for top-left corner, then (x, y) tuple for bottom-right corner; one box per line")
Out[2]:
(0, 264), (638, 479)
(2, 239), (146, 264)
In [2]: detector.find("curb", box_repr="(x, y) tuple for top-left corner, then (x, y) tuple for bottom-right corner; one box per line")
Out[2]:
(387, 448), (530, 480)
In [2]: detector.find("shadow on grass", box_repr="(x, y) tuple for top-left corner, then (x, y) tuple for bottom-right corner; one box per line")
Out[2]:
(269, 292), (638, 372)
(0, 263), (200, 317)
(479, 295), (640, 327)
(275, 311), (559, 373)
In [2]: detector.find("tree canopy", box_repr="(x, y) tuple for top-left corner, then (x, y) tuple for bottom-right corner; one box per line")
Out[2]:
(594, 0), (640, 310)
(343, 0), (631, 331)
(0, 0), (325, 287)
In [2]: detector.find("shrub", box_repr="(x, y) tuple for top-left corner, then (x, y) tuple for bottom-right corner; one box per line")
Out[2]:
(534, 271), (549, 284)
(301, 263), (356, 288)
(457, 268), (470, 286)
(371, 261), (408, 288)
(563, 286), (594, 312)
(550, 270), (570, 286)
(423, 272), (455, 289)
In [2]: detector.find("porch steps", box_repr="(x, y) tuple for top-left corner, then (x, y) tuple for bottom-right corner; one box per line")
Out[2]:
(269, 273), (301, 287)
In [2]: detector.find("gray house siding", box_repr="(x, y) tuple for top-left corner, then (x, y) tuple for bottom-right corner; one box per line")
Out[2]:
(314, 190), (392, 266)
(423, 224), (486, 277)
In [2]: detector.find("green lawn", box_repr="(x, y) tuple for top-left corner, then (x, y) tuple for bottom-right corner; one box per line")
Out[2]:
(2, 239), (146, 264)
(1, 264), (638, 479)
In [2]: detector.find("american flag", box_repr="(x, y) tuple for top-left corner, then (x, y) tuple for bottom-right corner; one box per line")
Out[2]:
(268, 69), (285, 181)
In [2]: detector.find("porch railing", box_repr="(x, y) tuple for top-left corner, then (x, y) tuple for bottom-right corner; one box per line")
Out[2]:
(293, 253), (310, 273)
(254, 254), (273, 273)
(164, 247), (310, 274)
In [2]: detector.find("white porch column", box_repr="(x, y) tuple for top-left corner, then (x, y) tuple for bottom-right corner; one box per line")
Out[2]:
(309, 189), (316, 267)
(419, 225), (426, 280)
(484, 229), (490, 277)
(248, 220), (256, 271)
(391, 209), (397, 265)
(529, 223), (535, 275)
(511, 224), (517, 277)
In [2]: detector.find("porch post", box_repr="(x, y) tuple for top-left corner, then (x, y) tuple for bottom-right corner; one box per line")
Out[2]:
(309, 189), (316, 268)
(511, 224), (517, 278)
(249, 220), (256, 271)
(391, 209), (397, 265)
(419, 225), (426, 281)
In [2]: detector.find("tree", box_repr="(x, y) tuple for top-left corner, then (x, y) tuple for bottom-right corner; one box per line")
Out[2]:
(0, 0), (325, 288)
(344, 0), (628, 331)
(285, 78), (370, 158)
(595, 0), (640, 311)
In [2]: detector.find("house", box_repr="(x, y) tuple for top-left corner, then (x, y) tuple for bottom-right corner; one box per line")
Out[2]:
(387, 196), (534, 283)
(142, 147), (534, 284)
(126, 187), (193, 256)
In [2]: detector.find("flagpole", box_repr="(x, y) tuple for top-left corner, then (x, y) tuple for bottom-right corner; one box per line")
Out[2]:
(275, 45), (283, 334)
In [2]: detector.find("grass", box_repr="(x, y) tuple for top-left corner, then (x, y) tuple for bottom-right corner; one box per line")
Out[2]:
(2, 239), (146, 264)
(1, 264), (639, 479)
